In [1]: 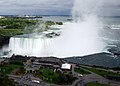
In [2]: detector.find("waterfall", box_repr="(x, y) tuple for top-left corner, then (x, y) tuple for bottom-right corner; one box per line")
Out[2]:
(9, 35), (54, 57)
(8, 0), (110, 58)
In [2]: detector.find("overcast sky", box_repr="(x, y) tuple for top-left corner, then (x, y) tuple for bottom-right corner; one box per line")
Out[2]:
(0, 0), (120, 16)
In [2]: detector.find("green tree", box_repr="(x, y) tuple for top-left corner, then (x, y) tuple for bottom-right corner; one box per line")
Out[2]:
(0, 73), (16, 86)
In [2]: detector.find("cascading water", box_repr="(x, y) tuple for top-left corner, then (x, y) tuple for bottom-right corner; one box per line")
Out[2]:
(9, 33), (54, 57)
(8, 0), (107, 58)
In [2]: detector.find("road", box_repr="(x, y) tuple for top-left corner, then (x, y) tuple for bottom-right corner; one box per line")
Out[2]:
(83, 72), (120, 86)
(9, 74), (50, 86)
(71, 64), (120, 86)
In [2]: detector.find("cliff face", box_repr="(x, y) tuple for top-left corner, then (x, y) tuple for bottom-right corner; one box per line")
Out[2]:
(0, 36), (10, 47)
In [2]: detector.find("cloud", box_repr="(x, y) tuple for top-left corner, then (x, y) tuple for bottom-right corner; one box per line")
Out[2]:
(0, 0), (120, 16)
(0, 0), (73, 15)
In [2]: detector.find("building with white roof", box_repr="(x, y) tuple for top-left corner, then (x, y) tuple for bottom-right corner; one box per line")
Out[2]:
(61, 63), (71, 70)
(0, 16), (5, 19)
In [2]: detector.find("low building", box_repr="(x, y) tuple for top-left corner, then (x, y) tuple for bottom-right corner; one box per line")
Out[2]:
(25, 59), (39, 73)
(10, 54), (29, 62)
(24, 57), (72, 74)
(61, 63), (72, 74)
(0, 58), (5, 64)
(38, 57), (63, 65)
(0, 16), (5, 19)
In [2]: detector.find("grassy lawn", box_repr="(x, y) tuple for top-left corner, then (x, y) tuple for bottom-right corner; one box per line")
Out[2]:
(81, 66), (120, 77)
(39, 69), (59, 83)
(74, 67), (91, 75)
(86, 82), (108, 86)
(0, 64), (23, 74)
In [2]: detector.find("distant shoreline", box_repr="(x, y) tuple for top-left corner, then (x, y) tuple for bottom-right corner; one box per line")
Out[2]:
(1, 15), (120, 18)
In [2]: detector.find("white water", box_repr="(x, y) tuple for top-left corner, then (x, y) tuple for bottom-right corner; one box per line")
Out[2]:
(9, 36), (54, 57)
(51, 20), (106, 57)
(8, 0), (107, 58)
